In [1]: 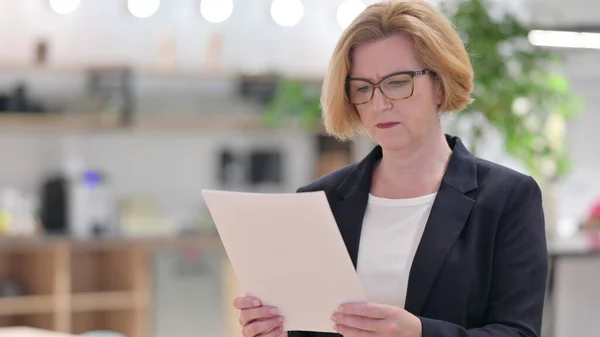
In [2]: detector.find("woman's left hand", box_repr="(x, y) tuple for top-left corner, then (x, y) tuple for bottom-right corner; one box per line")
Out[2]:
(331, 302), (422, 337)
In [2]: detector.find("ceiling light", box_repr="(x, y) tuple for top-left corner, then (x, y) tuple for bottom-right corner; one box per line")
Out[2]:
(200, 0), (234, 23)
(337, 0), (366, 29)
(49, 0), (80, 14)
(528, 30), (600, 50)
(271, 0), (304, 27)
(128, 0), (160, 18)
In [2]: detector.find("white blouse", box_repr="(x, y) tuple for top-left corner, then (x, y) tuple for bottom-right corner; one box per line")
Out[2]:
(356, 192), (436, 308)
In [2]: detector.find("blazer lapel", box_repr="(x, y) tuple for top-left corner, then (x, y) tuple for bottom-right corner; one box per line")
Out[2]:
(404, 136), (478, 315)
(331, 146), (382, 268)
(329, 194), (368, 268)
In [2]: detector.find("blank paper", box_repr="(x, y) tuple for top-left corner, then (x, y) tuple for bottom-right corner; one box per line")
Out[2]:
(201, 189), (366, 333)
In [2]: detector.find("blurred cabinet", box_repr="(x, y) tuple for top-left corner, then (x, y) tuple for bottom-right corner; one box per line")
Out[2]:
(151, 249), (224, 337)
(69, 245), (149, 337)
(0, 236), (224, 337)
(0, 241), (147, 336)
(0, 245), (62, 331)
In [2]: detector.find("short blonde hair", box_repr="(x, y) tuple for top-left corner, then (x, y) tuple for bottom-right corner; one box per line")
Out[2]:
(321, 0), (474, 140)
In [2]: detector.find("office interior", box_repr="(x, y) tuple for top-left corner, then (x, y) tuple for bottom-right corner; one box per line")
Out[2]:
(0, 0), (598, 336)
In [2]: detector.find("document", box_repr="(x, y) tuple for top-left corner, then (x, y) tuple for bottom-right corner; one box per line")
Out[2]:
(201, 189), (367, 333)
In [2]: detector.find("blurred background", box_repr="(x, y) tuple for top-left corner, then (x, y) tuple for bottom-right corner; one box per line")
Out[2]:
(0, 0), (598, 336)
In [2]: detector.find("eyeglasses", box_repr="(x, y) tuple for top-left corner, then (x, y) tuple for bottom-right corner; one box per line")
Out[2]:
(345, 69), (430, 105)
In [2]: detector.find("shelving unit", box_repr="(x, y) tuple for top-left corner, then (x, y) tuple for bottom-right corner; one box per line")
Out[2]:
(0, 113), (324, 134)
(0, 235), (226, 337)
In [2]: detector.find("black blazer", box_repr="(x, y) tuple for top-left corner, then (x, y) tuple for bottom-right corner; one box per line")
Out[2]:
(291, 135), (548, 337)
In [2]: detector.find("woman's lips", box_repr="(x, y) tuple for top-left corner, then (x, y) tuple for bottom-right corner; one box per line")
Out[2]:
(376, 122), (400, 129)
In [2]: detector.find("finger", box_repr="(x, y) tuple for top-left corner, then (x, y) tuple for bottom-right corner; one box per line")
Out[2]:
(331, 313), (386, 332)
(243, 316), (284, 337)
(257, 325), (284, 337)
(333, 324), (374, 337)
(339, 302), (391, 319)
(234, 296), (262, 310)
(243, 317), (284, 337)
(240, 306), (281, 326)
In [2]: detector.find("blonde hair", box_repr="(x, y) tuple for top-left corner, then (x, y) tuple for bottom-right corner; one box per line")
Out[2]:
(321, 0), (474, 140)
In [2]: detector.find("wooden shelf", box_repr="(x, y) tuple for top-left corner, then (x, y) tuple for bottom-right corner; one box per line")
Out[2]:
(71, 291), (144, 312)
(0, 296), (54, 316)
(0, 314), (55, 330)
(0, 113), (121, 131)
(0, 63), (325, 83)
(0, 112), (326, 134)
(0, 234), (223, 252)
(71, 310), (138, 337)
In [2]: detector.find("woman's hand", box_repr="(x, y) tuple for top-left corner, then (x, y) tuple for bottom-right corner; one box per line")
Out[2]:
(331, 302), (422, 337)
(234, 296), (286, 337)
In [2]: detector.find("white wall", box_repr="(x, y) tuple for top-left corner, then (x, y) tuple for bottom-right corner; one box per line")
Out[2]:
(553, 256), (600, 337)
(529, 0), (600, 26)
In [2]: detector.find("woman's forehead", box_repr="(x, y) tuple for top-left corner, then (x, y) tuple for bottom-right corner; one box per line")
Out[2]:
(350, 34), (419, 80)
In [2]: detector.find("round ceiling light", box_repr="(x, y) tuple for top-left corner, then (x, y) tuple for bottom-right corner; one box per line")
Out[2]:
(128, 0), (160, 18)
(200, 0), (234, 23)
(49, 0), (80, 14)
(271, 0), (304, 27)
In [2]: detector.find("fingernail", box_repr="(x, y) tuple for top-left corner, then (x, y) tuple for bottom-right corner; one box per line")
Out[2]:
(333, 324), (339, 332)
(252, 299), (260, 306)
(330, 315), (337, 322)
(278, 316), (284, 323)
(270, 308), (281, 315)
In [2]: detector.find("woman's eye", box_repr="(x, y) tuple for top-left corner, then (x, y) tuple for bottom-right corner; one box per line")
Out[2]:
(388, 81), (409, 87)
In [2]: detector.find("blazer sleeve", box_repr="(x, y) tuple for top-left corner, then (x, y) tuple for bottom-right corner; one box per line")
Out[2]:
(420, 175), (548, 337)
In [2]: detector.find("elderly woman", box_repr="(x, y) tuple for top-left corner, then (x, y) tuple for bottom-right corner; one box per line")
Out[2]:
(234, 0), (548, 337)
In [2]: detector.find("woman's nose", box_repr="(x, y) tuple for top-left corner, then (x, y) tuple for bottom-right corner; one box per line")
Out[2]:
(372, 88), (391, 111)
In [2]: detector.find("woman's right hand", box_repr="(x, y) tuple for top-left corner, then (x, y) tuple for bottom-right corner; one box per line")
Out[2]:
(234, 296), (286, 337)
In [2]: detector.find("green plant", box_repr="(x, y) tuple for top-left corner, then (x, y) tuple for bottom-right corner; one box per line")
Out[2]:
(440, 0), (582, 182)
(263, 78), (322, 130)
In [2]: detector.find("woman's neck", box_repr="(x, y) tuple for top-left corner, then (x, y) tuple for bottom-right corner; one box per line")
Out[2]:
(371, 131), (452, 199)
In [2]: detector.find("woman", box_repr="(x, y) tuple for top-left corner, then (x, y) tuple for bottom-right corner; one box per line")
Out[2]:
(234, 0), (548, 336)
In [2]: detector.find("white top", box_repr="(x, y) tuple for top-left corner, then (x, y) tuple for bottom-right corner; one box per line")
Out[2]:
(356, 192), (436, 308)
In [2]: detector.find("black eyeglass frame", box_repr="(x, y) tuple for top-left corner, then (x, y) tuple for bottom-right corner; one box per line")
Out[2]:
(345, 69), (430, 105)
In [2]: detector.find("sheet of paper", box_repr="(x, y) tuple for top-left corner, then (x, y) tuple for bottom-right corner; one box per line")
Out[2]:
(201, 189), (367, 333)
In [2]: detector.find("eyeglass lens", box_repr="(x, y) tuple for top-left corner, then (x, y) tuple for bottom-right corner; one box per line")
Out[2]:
(347, 73), (413, 104)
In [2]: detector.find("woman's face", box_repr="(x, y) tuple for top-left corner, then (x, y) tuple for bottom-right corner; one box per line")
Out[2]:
(349, 33), (443, 151)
